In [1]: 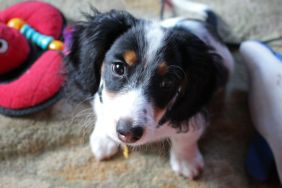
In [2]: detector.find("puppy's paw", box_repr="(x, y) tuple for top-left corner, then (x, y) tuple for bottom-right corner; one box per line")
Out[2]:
(90, 133), (119, 161)
(170, 149), (204, 179)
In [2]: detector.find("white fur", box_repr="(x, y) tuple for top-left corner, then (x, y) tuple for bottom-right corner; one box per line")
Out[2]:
(160, 17), (185, 28)
(91, 85), (153, 144)
(172, 0), (209, 17)
(89, 9), (234, 178)
(145, 23), (165, 63)
(170, 141), (204, 178)
(90, 83), (207, 178)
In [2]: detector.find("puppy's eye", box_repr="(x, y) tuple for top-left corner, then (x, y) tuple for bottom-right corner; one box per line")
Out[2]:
(112, 62), (126, 76)
(160, 77), (175, 90)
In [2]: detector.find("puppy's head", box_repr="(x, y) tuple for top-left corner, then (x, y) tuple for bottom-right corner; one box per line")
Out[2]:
(65, 10), (227, 145)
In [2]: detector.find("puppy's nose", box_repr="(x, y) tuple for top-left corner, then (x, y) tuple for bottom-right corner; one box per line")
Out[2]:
(116, 118), (144, 143)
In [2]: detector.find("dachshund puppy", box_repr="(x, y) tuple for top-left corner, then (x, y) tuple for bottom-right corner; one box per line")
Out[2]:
(64, 2), (234, 179)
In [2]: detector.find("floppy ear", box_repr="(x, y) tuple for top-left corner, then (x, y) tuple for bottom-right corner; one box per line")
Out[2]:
(164, 28), (228, 130)
(64, 9), (138, 100)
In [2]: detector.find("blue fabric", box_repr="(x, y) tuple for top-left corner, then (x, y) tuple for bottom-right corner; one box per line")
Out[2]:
(272, 50), (282, 62)
(261, 41), (282, 62)
(246, 132), (275, 181)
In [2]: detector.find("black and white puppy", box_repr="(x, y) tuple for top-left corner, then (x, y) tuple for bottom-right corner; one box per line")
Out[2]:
(65, 2), (234, 179)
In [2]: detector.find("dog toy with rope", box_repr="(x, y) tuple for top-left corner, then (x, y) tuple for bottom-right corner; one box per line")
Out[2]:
(0, 1), (65, 116)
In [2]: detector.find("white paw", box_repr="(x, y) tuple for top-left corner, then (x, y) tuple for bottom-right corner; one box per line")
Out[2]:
(90, 132), (119, 161)
(170, 149), (204, 179)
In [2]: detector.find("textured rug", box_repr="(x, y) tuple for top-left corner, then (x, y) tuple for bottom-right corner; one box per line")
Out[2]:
(0, 0), (282, 187)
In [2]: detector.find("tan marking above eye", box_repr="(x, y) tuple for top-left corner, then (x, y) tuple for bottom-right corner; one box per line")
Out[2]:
(157, 62), (169, 75)
(123, 50), (137, 66)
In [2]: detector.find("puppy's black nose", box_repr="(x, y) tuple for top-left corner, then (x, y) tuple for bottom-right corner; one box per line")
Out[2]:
(116, 118), (144, 143)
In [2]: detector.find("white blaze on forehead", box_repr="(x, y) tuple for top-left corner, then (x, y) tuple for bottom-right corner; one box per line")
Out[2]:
(145, 23), (165, 63)
(104, 88), (149, 123)
(116, 89), (144, 117)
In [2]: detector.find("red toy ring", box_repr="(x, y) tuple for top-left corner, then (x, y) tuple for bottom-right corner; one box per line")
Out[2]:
(0, 1), (65, 116)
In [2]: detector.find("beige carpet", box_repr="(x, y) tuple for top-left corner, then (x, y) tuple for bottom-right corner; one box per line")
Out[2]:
(0, 0), (282, 187)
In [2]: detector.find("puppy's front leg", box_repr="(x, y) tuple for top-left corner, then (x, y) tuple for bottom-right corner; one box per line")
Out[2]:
(90, 119), (120, 161)
(169, 115), (206, 179)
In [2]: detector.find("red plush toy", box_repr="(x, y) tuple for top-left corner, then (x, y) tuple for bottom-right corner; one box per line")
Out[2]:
(0, 1), (65, 116)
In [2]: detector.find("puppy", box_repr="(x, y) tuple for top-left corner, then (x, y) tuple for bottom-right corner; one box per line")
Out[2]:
(64, 1), (234, 179)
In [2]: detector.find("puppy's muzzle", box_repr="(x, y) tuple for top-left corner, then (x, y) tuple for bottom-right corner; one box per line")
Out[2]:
(116, 118), (144, 143)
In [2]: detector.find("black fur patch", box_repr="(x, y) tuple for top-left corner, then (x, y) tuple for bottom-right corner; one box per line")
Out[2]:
(102, 24), (146, 93)
(158, 27), (228, 131)
(64, 9), (138, 100)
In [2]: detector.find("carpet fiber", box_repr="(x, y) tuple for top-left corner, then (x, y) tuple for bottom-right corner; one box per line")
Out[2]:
(0, 0), (282, 187)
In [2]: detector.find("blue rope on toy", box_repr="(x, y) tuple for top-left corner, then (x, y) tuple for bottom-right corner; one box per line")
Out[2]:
(7, 18), (64, 51)
(21, 24), (54, 50)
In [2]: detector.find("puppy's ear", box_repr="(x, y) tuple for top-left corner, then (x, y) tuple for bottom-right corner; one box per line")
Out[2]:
(165, 28), (228, 130)
(64, 9), (138, 100)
